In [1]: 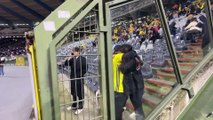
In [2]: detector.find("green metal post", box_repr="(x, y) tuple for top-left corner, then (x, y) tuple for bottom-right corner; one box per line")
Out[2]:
(34, 0), (91, 119)
(204, 0), (213, 49)
(104, 2), (116, 120)
(98, 1), (113, 120)
(154, 0), (183, 84)
(183, 0), (213, 84)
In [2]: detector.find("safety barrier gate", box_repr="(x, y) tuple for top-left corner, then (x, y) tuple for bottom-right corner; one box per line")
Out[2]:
(32, 0), (213, 120)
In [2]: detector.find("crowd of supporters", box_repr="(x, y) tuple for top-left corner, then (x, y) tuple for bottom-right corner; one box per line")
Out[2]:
(0, 38), (26, 57)
(111, 0), (210, 47)
(0, 28), (31, 36)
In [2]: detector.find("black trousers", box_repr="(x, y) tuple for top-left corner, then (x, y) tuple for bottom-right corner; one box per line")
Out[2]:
(71, 79), (84, 109)
(114, 92), (128, 120)
(129, 88), (145, 119)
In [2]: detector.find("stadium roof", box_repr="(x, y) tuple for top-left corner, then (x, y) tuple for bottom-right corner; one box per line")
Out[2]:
(0, 0), (64, 28)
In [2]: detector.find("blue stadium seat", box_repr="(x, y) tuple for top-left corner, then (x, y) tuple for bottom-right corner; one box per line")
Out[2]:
(151, 54), (166, 68)
(141, 63), (153, 79)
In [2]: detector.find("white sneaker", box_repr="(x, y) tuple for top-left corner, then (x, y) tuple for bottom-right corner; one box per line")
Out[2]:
(129, 112), (144, 120)
(129, 112), (136, 120)
(67, 106), (77, 111)
(74, 109), (83, 115)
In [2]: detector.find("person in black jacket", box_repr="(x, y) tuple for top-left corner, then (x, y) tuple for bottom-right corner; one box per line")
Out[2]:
(119, 44), (145, 120)
(64, 47), (87, 114)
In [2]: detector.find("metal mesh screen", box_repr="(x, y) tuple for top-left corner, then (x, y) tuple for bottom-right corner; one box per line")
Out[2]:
(56, 6), (102, 120)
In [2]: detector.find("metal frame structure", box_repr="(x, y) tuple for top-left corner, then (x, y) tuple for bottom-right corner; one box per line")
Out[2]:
(0, 4), (33, 26)
(34, 0), (53, 12)
(105, 0), (213, 119)
(11, 0), (45, 20)
(34, 0), (114, 119)
(33, 0), (213, 120)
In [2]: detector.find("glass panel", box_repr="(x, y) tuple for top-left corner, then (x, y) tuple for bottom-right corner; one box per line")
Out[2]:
(163, 0), (211, 78)
(56, 6), (103, 120)
(110, 0), (179, 118)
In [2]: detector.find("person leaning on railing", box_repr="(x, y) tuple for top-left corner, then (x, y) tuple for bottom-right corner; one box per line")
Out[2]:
(24, 31), (34, 54)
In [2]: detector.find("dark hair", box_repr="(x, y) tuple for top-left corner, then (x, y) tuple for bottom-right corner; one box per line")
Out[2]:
(113, 45), (121, 54)
(120, 44), (133, 53)
(73, 47), (80, 52)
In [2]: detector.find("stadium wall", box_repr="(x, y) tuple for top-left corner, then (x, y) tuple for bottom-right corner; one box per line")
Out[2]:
(156, 59), (213, 120)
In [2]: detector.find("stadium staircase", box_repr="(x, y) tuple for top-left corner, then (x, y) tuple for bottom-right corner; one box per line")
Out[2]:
(125, 37), (204, 116)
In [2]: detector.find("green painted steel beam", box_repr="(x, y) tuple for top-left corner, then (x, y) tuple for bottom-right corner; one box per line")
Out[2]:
(178, 75), (213, 120)
(104, 2), (116, 120)
(34, 0), (91, 120)
(204, 0), (213, 49)
(154, 0), (183, 84)
(99, 1), (113, 120)
(51, 0), (98, 47)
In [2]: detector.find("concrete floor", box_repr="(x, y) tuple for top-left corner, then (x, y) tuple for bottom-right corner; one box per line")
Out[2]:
(0, 66), (33, 120)
(58, 74), (133, 120)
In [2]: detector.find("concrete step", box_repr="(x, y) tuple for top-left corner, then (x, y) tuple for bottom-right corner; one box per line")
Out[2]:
(142, 93), (161, 108)
(144, 83), (171, 96)
(188, 45), (202, 50)
(178, 57), (202, 62)
(179, 63), (197, 67)
(161, 67), (190, 74)
(125, 93), (161, 110)
(181, 49), (203, 53)
(167, 60), (197, 69)
(143, 104), (153, 116)
(178, 52), (203, 57)
(146, 79), (176, 87)
(157, 71), (176, 79)
(191, 42), (202, 46)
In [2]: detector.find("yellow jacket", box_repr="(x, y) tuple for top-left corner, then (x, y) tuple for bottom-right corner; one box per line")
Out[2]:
(113, 53), (124, 93)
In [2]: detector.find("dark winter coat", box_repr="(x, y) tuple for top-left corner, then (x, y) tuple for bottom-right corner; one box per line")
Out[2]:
(64, 56), (87, 95)
(119, 50), (144, 95)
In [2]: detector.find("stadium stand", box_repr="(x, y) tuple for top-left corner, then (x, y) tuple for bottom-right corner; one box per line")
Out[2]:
(56, 0), (209, 116)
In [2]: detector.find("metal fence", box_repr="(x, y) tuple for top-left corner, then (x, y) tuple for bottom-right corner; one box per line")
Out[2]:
(56, 6), (103, 120)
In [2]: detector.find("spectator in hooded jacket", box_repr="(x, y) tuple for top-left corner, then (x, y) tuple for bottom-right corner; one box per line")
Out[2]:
(119, 44), (145, 120)
(113, 45), (126, 120)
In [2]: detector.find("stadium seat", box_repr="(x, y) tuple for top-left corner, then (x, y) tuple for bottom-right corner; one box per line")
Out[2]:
(141, 63), (153, 79)
(151, 54), (166, 68)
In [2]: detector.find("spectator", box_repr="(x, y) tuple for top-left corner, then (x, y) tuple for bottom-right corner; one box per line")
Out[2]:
(0, 57), (5, 77)
(64, 47), (87, 115)
(113, 45), (126, 120)
(120, 44), (145, 120)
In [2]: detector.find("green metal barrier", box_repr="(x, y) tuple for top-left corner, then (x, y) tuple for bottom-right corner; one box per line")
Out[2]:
(32, 0), (213, 119)
(178, 75), (213, 120)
